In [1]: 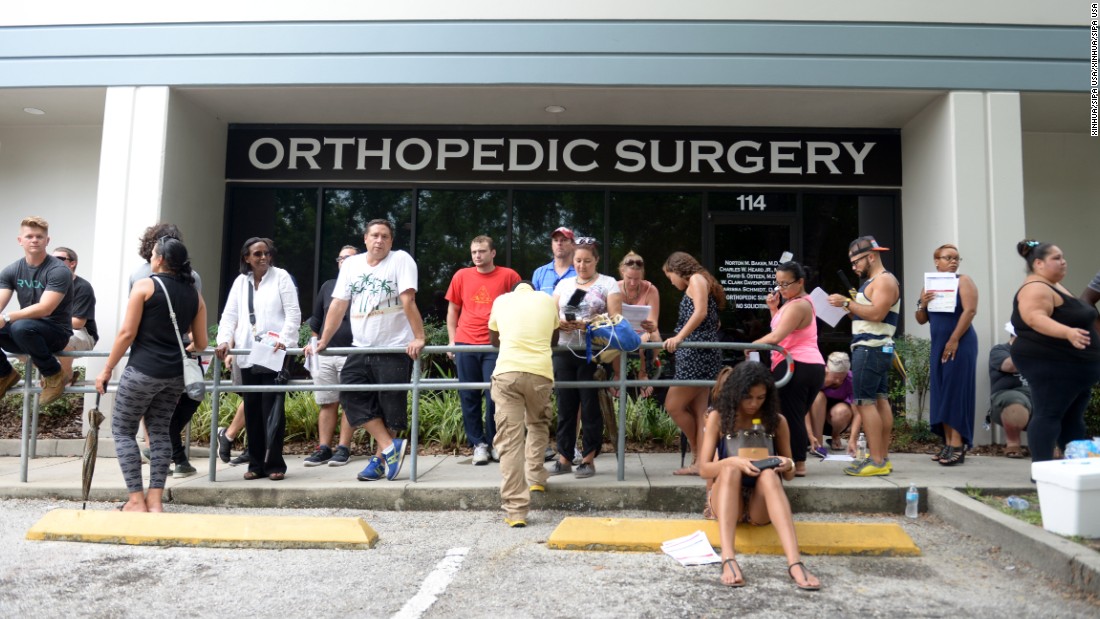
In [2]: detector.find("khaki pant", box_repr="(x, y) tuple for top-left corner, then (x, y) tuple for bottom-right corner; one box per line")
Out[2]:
(491, 371), (553, 520)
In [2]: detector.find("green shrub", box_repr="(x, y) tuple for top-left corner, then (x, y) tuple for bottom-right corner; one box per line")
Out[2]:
(891, 417), (937, 452)
(1087, 383), (1100, 437)
(891, 335), (932, 422)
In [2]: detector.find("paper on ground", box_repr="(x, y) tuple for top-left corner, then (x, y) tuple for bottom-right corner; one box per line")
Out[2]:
(809, 287), (850, 327)
(662, 530), (721, 566)
(823, 454), (855, 462)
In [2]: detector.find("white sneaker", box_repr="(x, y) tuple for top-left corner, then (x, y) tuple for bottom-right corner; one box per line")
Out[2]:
(490, 447), (500, 462)
(473, 443), (490, 466)
(573, 447), (583, 466)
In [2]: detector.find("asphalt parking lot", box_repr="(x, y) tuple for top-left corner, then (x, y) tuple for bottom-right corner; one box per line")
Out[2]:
(1, 499), (1097, 618)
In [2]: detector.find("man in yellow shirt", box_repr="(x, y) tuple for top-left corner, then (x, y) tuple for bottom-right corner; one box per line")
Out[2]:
(488, 281), (560, 528)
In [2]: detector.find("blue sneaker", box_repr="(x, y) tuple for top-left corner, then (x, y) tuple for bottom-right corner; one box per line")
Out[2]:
(383, 438), (408, 481)
(357, 456), (385, 481)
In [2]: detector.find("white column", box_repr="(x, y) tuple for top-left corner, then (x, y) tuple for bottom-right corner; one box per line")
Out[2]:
(901, 91), (1025, 446)
(88, 86), (170, 429)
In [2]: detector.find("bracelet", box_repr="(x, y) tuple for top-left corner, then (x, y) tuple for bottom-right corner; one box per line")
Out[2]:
(916, 300), (925, 311)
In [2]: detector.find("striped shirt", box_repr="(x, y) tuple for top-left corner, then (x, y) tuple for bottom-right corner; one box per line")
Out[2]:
(851, 275), (899, 349)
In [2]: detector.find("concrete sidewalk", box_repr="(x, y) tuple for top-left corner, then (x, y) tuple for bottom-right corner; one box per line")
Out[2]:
(0, 448), (1035, 512)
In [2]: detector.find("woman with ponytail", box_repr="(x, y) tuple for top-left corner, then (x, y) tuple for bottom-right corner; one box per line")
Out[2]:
(97, 237), (207, 512)
(1010, 240), (1100, 464)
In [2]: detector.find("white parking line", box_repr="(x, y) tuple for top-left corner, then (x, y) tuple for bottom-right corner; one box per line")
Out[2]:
(391, 547), (470, 619)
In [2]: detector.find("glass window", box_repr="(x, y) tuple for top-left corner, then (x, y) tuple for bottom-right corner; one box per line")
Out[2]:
(414, 189), (509, 323)
(223, 187), (318, 316)
(801, 194), (862, 349)
(608, 191), (703, 336)
(512, 190), (605, 281)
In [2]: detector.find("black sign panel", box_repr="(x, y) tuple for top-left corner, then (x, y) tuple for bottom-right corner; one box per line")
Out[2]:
(226, 126), (901, 187)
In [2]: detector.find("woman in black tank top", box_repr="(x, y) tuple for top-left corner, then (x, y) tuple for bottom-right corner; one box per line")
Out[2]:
(1010, 240), (1100, 464)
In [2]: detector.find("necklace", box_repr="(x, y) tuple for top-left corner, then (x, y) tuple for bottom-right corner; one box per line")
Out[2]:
(576, 275), (596, 286)
(622, 280), (646, 305)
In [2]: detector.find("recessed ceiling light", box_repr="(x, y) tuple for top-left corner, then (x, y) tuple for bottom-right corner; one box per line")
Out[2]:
(544, 105), (566, 114)
(23, 107), (45, 115)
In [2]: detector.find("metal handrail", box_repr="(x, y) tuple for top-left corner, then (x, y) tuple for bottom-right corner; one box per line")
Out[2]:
(12, 341), (791, 484)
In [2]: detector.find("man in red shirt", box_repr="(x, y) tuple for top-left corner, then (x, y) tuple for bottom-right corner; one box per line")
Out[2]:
(446, 235), (521, 465)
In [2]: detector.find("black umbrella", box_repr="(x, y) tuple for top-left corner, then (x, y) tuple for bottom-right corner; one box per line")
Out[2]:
(82, 394), (104, 510)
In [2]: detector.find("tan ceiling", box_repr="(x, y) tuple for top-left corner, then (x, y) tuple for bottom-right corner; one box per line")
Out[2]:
(0, 86), (1089, 134)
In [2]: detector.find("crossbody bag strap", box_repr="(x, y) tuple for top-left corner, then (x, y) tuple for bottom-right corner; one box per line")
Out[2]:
(152, 275), (189, 361)
(247, 277), (257, 330)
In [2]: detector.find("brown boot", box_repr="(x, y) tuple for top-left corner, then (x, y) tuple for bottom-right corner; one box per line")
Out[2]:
(0, 369), (21, 399)
(39, 371), (69, 406)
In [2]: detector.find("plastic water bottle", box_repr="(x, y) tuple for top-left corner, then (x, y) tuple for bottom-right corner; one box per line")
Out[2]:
(856, 433), (867, 460)
(1005, 496), (1030, 510)
(905, 483), (919, 518)
(738, 418), (770, 460)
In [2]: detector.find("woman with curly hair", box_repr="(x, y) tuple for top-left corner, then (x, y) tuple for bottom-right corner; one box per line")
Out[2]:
(662, 251), (726, 474)
(699, 361), (819, 590)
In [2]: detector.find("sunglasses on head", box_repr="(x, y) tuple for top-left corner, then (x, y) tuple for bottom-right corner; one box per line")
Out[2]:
(623, 259), (643, 268)
(575, 236), (598, 246)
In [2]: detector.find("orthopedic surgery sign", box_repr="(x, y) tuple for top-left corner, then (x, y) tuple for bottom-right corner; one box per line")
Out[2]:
(226, 126), (901, 187)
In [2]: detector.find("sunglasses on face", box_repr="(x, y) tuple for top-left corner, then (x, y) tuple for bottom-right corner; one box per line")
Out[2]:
(251, 250), (271, 258)
(623, 259), (643, 268)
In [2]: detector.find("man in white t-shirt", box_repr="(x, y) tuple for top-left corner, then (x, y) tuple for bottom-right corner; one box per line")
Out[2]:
(314, 219), (426, 482)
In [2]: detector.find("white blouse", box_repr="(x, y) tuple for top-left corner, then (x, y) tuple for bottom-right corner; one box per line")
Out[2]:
(216, 266), (301, 368)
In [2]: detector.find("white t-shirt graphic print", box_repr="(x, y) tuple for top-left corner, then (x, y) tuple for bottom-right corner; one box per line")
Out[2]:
(333, 250), (418, 348)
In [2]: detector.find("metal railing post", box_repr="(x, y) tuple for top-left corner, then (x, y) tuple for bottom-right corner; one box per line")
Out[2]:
(29, 366), (40, 459)
(410, 355), (421, 482)
(617, 366), (627, 482)
(208, 356), (221, 482)
(18, 367), (31, 483)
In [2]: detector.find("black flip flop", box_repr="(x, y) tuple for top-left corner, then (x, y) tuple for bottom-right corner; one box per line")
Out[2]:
(721, 558), (746, 588)
(788, 561), (821, 591)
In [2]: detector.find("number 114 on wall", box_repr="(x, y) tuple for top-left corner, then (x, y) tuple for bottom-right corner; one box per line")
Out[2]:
(737, 194), (767, 210)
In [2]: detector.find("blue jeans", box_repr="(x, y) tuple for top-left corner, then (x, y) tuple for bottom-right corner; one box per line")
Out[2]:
(851, 345), (892, 406)
(456, 345), (498, 447)
(0, 318), (71, 377)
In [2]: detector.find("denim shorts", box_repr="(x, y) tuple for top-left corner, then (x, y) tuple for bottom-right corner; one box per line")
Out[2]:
(851, 345), (892, 405)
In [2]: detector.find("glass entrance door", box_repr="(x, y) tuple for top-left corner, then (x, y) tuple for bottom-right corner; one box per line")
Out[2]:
(708, 215), (795, 346)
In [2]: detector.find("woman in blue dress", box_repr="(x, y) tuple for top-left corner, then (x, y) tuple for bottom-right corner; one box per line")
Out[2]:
(915, 243), (978, 466)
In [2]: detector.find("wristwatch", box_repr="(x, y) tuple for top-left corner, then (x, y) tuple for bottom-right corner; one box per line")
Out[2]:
(1, 313), (9, 325)
(842, 299), (850, 310)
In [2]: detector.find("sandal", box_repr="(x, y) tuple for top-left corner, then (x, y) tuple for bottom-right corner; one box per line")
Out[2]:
(1005, 444), (1024, 459)
(269, 472), (285, 481)
(243, 471), (267, 480)
(931, 444), (948, 461)
(720, 557), (746, 588)
(787, 561), (821, 591)
(938, 445), (965, 466)
(703, 491), (715, 520)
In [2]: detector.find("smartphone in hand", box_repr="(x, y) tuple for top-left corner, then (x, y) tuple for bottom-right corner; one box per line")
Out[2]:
(751, 456), (782, 470)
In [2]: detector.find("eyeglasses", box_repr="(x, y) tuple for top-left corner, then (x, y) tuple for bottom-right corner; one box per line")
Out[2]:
(849, 254), (869, 268)
(623, 259), (643, 268)
(775, 280), (797, 289)
(251, 250), (271, 258)
(936, 255), (962, 263)
(54, 255), (73, 263)
(575, 236), (598, 246)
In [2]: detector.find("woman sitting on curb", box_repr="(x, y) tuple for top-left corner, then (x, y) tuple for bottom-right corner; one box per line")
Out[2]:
(699, 361), (820, 590)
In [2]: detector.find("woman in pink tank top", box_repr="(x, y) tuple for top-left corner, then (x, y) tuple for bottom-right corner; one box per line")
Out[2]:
(751, 262), (826, 476)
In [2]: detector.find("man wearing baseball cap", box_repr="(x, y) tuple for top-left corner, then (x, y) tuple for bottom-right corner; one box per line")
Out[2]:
(531, 227), (577, 295)
(827, 235), (900, 477)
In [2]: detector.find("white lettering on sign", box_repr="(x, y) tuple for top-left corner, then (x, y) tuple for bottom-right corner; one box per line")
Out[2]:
(720, 259), (779, 310)
(244, 136), (879, 177)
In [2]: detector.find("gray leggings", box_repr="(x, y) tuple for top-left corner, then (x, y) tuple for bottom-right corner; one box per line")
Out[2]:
(111, 366), (184, 494)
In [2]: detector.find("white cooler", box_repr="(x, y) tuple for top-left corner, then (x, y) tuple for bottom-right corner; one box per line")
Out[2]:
(1031, 459), (1100, 538)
